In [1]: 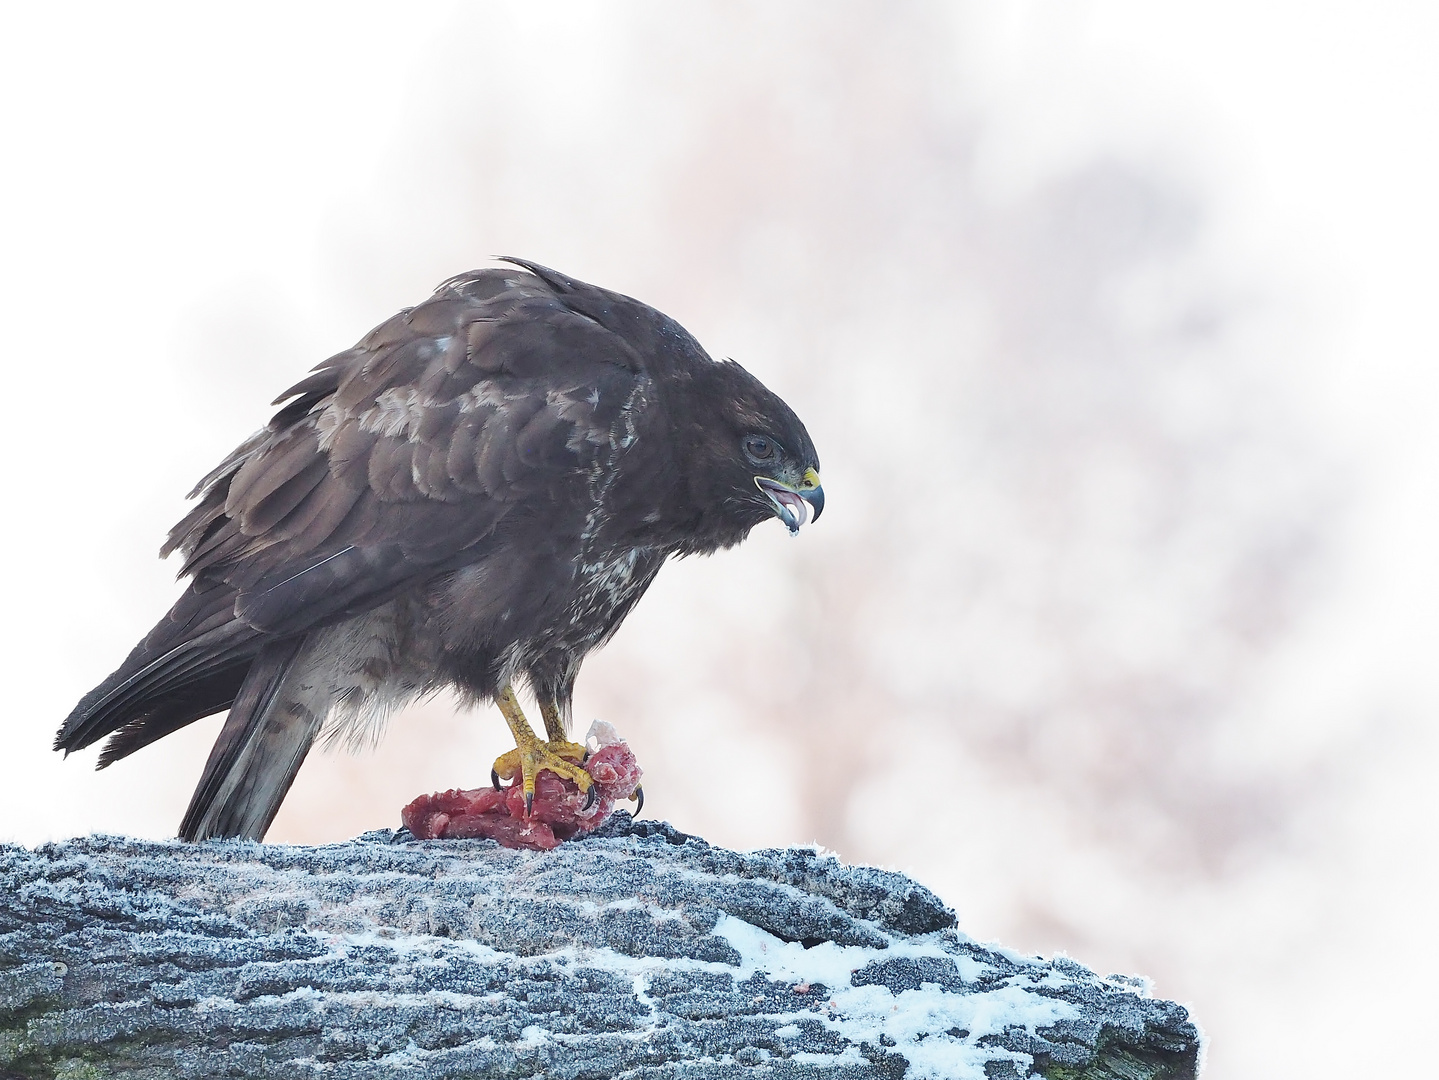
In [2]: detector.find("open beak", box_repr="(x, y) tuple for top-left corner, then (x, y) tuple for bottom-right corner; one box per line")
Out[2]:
(755, 467), (824, 536)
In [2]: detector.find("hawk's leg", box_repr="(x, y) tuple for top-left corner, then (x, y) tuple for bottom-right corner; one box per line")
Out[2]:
(490, 684), (592, 815)
(539, 697), (579, 749)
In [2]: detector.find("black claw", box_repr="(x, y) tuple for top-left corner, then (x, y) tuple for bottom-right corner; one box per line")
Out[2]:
(491, 769), (501, 791)
(524, 790), (534, 817)
(583, 784), (597, 811)
(581, 748), (590, 764)
(632, 786), (644, 818)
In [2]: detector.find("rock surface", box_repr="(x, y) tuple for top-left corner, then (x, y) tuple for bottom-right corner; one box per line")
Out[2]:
(0, 817), (1200, 1079)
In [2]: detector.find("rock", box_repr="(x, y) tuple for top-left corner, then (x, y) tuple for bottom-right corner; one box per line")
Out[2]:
(0, 816), (1200, 1079)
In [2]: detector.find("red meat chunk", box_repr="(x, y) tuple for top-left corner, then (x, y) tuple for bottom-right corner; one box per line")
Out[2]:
(402, 736), (642, 851)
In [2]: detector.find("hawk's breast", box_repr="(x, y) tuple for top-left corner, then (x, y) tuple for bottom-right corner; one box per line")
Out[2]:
(562, 546), (666, 651)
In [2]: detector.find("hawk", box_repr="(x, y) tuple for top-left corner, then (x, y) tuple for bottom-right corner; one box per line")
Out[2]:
(54, 260), (823, 841)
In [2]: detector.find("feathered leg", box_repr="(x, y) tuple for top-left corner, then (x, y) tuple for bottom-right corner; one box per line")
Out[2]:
(178, 636), (319, 841)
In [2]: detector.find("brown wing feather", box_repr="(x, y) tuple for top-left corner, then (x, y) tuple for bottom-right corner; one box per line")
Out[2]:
(171, 268), (647, 634)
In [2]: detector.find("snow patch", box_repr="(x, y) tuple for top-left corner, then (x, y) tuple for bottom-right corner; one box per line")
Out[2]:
(714, 913), (1078, 1080)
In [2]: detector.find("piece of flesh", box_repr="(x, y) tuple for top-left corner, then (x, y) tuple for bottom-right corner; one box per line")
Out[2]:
(402, 739), (642, 850)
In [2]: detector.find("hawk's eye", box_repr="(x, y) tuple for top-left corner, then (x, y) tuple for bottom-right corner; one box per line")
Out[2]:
(743, 435), (776, 463)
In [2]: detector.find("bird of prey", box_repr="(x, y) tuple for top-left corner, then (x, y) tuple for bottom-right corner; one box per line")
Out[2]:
(54, 259), (823, 841)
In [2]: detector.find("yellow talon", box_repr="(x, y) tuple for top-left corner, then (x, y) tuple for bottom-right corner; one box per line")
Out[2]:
(491, 738), (588, 785)
(490, 684), (593, 815)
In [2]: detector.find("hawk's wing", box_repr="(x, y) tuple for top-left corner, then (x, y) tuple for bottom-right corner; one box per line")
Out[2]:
(57, 265), (653, 758)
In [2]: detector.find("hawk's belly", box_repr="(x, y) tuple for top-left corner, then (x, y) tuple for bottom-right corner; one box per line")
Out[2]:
(373, 540), (670, 703)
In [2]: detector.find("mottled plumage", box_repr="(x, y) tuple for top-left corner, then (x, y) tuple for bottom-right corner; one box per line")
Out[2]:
(55, 260), (823, 840)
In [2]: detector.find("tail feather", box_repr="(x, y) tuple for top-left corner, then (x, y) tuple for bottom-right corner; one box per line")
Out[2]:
(178, 636), (318, 841)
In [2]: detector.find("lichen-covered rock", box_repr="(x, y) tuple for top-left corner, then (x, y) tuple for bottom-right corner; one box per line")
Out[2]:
(0, 817), (1200, 1079)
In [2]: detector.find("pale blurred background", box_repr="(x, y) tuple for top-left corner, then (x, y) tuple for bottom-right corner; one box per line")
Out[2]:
(2, 2), (1436, 1076)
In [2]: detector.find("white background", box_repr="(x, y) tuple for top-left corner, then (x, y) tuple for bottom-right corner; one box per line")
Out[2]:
(2, 4), (1436, 1076)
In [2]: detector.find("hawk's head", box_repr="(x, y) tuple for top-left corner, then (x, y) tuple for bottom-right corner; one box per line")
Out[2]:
(677, 358), (824, 552)
(487, 258), (823, 555)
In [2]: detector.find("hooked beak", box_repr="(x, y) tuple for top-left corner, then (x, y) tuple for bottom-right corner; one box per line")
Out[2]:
(799, 467), (824, 523)
(755, 467), (824, 536)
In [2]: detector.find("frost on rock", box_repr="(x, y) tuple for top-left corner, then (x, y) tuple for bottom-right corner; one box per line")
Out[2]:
(0, 818), (1200, 1079)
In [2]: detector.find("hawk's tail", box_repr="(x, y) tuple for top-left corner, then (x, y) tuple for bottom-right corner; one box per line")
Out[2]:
(178, 636), (320, 841)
